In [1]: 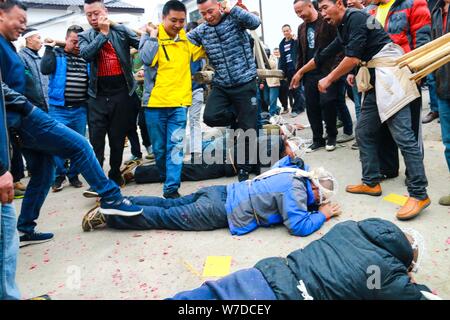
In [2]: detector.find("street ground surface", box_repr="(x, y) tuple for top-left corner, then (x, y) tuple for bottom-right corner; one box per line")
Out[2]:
(15, 93), (450, 300)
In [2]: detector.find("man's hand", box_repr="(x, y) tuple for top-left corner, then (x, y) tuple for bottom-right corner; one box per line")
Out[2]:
(259, 83), (264, 90)
(44, 38), (56, 47)
(0, 171), (14, 205)
(136, 69), (144, 78)
(346, 74), (355, 87)
(221, 0), (232, 14)
(290, 71), (303, 89)
(319, 203), (342, 219)
(146, 23), (158, 38)
(98, 15), (111, 36)
(318, 76), (333, 93)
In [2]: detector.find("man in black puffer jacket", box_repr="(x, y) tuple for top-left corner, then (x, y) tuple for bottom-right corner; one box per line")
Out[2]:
(188, 0), (261, 182)
(170, 218), (434, 300)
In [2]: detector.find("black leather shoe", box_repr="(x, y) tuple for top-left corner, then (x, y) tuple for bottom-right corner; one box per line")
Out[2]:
(163, 191), (181, 199)
(238, 169), (250, 182)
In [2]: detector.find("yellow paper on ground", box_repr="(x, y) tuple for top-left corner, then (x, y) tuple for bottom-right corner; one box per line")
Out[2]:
(383, 193), (408, 206)
(202, 256), (232, 277)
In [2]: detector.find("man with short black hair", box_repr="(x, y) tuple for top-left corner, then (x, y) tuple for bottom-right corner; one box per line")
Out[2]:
(79, 0), (141, 187)
(41, 25), (89, 192)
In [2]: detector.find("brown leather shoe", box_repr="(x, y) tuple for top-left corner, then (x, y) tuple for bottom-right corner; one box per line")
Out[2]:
(396, 197), (431, 220)
(422, 111), (439, 124)
(346, 183), (382, 196)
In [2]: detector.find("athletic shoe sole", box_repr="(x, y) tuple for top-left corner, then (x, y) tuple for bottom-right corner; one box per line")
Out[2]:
(326, 145), (336, 151)
(99, 207), (143, 217)
(19, 238), (53, 248)
(82, 205), (106, 232)
(305, 146), (325, 153)
(346, 190), (382, 197)
(83, 191), (99, 198)
(336, 136), (355, 143)
(52, 186), (64, 193)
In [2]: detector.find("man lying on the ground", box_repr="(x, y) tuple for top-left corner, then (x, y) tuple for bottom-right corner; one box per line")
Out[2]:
(170, 218), (438, 300)
(82, 156), (341, 237)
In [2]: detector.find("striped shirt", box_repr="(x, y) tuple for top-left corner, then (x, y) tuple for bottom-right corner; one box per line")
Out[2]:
(65, 53), (89, 105)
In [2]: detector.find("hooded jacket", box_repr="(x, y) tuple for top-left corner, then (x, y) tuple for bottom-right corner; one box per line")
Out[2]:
(187, 6), (260, 88)
(255, 218), (431, 300)
(139, 25), (205, 107)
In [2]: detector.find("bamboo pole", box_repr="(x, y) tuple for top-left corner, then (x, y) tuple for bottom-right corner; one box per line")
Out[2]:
(408, 42), (450, 72)
(396, 32), (450, 64)
(410, 55), (450, 81)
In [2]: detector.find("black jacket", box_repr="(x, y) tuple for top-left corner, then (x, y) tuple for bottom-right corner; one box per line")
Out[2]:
(255, 218), (431, 300)
(431, 0), (450, 100)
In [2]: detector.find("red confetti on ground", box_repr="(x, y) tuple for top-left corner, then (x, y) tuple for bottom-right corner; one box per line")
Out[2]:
(29, 264), (37, 270)
(446, 237), (450, 245)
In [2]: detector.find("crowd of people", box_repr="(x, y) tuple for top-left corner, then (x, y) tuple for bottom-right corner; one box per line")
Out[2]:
(0, 0), (448, 300)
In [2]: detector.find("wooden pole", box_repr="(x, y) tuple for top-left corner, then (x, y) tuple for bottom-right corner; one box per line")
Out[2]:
(410, 55), (450, 81)
(396, 33), (450, 64)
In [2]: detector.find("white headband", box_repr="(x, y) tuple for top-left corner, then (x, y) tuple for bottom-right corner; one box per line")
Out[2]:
(22, 30), (39, 39)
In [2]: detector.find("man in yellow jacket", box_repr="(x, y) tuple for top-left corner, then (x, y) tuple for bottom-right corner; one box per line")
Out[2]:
(139, 0), (205, 199)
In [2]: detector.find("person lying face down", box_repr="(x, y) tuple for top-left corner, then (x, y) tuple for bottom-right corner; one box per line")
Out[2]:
(169, 218), (438, 300)
(82, 155), (341, 237)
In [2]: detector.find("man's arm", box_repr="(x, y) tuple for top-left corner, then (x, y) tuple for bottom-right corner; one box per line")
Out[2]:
(124, 25), (141, 50)
(78, 32), (109, 62)
(318, 56), (360, 93)
(187, 25), (203, 47)
(409, 0), (432, 49)
(40, 45), (57, 75)
(229, 6), (261, 30)
(139, 33), (159, 66)
(2, 81), (33, 115)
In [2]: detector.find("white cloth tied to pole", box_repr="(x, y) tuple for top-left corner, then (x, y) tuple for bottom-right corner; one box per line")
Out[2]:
(355, 43), (420, 123)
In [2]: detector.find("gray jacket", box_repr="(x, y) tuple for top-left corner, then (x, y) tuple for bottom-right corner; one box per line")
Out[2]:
(187, 6), (260, 88)
(78, 24), (140, 98)
(18, 47), (49, 111)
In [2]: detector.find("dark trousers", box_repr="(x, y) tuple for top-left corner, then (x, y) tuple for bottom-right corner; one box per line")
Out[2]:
(105, 185), (228, 231)
(356, 89), (428, 199)
(279, 79), (290, 110)
(286, 70), (305, 113)
(88, 90), (140, 185)
(138, 107), (151, 148)
(10, 139), (25, 182)
(203, 80), (258, 173)
(304, 73), (338, 143)
(127, 106), (152, 158)
(336, 78), (353, 136)
(379, 93), (422, 177)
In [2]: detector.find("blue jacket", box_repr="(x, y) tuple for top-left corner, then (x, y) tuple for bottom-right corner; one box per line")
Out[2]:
(187, 6), (260, 88)
(0, 69), (9, 175)
(255, 218), (431, 300)
(225, 156), (326, 237)
(191, 59), (205, 92)
(40, 46), (90, 107)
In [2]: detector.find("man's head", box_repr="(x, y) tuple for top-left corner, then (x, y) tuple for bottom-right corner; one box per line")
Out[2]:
(282, 24), (293, 40)
(311, 177), (335, 204)
(318, 0), (347, 26)
(273, 47), (280, 57)
(22, 28), (42, 51)
(84, 0), (107, 30)
(162, 0), (187, 38)
(346, 0), (364, 9)
(197, 0), (222, 26)
(293, 0), (318, 23)
(0, 0), (27, 42)
(302, 167), (337, 204)
(65, 25), (84, 54)
(402, 228), (425, 273)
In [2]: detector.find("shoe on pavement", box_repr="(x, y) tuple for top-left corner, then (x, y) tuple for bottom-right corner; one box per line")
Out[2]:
(14, 188), (25, 199)
(396, 197), (431, 220)
(351, 141), (359, 150)
(52, 176), (66, 192)
(100, 197), (143, 216)
(336, 120), (344, 128)
(346, 183), (382, 196)
(163, 191), (182, 199)
(326, 137), (337, 151)
(124, 155), (143, 165)
(439, 195), (450, 206)
(29, 294), (51, 300)
(82, 205), (106, 232)
(305, 141), (325, 153)
(238, 169), (250, 182)
(19, 232), (54, 247)
(290, 112), (299, 118)
(146, 153), (155, 160)
(83, 188), (99, 198)
(422, 111), (439, 124)
(69, 176), (83, 188)
(337, 133), (355, 143)
(14, 181), (26, 191)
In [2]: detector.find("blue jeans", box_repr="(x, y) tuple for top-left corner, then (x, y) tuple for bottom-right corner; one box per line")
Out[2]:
(438, 97), (450, 171)
(169, 268), (276, 300)
(427, 73), (439, 113)
(0, 203), (20, 300)
(105, 186), (228, 230)
(145, 108), (187, 194)
(12, 107), (121, 234)
(49, 104), (87, 179)
(356, 90), (428, 199)
(264, 86), (281, 116)
(352, 82), (362, 120)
